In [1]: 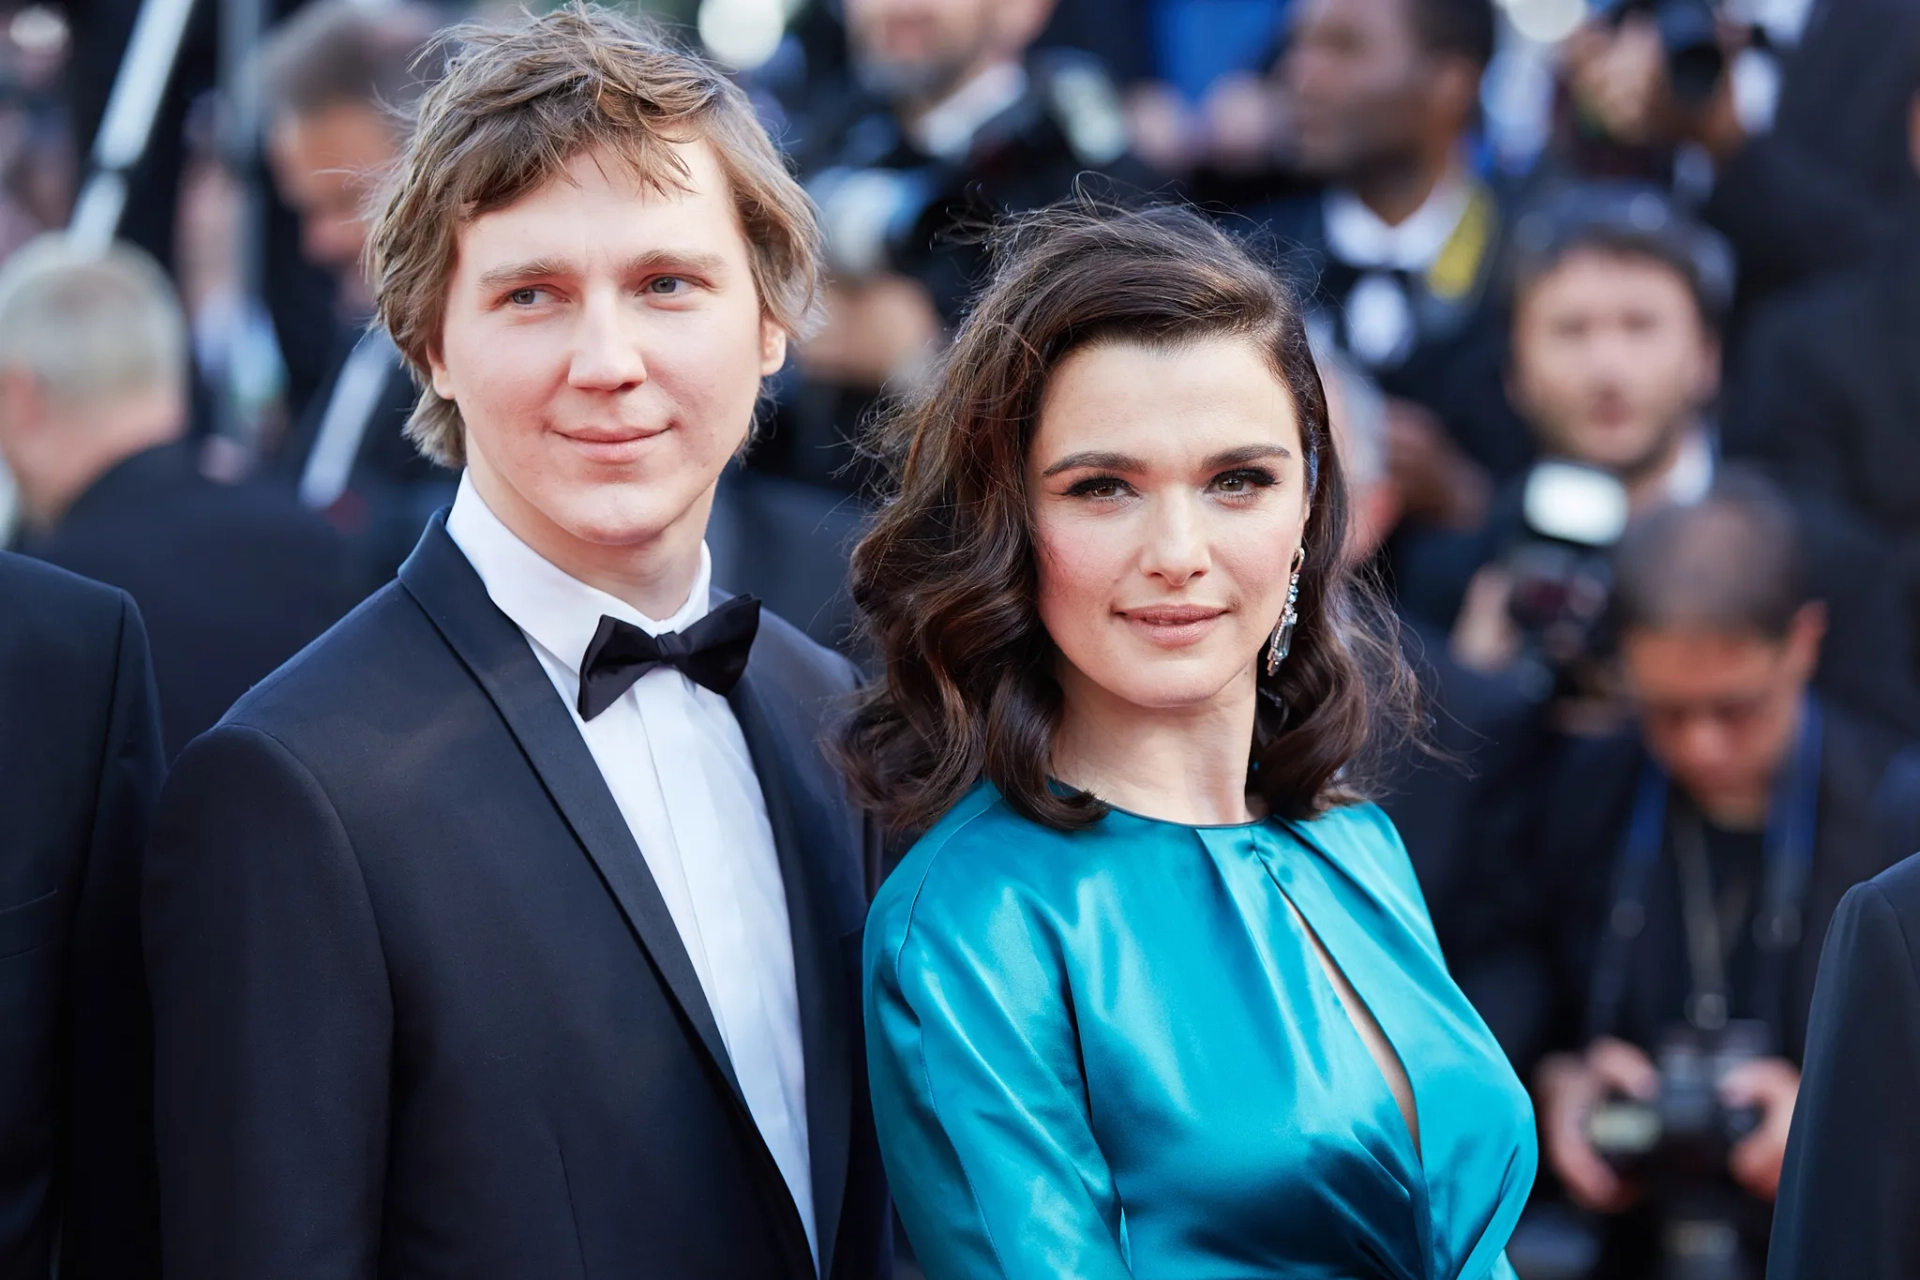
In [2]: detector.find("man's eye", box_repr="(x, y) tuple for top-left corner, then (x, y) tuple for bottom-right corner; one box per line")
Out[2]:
(648, 276), (690, 295)
(506, 287), (544, 306)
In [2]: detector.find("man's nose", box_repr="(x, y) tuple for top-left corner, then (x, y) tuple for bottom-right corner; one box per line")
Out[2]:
(568, 293), (649, 391)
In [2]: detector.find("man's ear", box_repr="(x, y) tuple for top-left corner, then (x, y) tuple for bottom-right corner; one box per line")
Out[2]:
(760, 315), (789, 378)
(1784, 601), (1828, 681)
(426, 342), (455, 402)
(1430, 56), (1481, 136)
(0, 368), (46, 442)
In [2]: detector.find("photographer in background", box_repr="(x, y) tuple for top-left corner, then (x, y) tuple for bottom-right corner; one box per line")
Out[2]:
(258, 0), (452, 587)
(1251, 0), (1524, 531)
(1506, 481), (1920, 1280)
(772, 0), (1153, 490)
(1563, 0), (1920, 322)
(1436, 185), (1916, 733)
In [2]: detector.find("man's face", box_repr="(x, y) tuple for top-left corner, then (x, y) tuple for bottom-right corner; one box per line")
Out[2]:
(429, 142), (785, 571)
(266, 101), (400, 311)
(844, 0), (1037, 101)
(1510, 248), (1718, 477)
(1622, 613), (1821, 820)
(1283, 0), (1434, 180)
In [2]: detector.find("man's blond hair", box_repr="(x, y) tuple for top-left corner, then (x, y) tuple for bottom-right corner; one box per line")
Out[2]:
(0, 235), (187, 406)
(368, 4), (823, 468)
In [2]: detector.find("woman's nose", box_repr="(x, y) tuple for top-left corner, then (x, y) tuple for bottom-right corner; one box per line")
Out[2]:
(1138, 496), (1210, 585)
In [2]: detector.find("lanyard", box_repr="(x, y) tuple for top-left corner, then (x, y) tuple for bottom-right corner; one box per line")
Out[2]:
(1585, 696), (1823, 1048)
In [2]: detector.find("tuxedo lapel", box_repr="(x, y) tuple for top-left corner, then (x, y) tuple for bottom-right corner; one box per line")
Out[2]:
(397, 516), (746, 1104)
(728, 659), (853, 1278)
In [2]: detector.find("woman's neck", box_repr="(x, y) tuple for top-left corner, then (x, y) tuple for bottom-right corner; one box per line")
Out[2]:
(1050, 667), (1260, 826)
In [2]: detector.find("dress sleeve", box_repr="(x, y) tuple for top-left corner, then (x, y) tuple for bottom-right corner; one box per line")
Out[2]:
(865, 865), (1133, 1280)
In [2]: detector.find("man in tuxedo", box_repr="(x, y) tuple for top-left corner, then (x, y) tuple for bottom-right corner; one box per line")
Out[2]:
(0, 552), (165, 1278)
(258, 0), (453, 587)
(1252, 0), (1528, 521)
(144, 9), (890, 1279)
(1767, 850), (1920, 1278)
(0, 237), (359, 759)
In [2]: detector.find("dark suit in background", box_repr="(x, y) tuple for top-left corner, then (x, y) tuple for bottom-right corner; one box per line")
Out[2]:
(1377, 619), (1545, 968)
(0, 553), (164, 1279)
(22, 440), (362, 760)
(1726, 208), (1920, 684)
(1702, 0), (1920, 318)
(278, 333), (455, 591)
(144, 516), (890, 1280)
(1767, 850), (1920, 1279)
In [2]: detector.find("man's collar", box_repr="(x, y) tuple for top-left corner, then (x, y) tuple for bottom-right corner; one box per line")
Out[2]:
(444, 470), (712, 677)
(907, 60), (1029, 162)
(1323, 168), (1475, 272)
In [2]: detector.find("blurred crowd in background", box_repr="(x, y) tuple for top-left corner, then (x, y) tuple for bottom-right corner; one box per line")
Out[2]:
(3, 0), (1920, 1275)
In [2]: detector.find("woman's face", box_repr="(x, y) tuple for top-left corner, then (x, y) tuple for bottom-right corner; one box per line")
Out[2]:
(1028, 336), (1312, 717)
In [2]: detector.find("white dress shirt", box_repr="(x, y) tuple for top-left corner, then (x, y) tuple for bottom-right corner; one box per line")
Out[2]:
(446, 474), (817, 1266)
(1323, 172), (1475, 369)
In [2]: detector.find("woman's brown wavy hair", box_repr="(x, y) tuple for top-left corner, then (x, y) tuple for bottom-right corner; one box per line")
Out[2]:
(840, 201), (1419, 839)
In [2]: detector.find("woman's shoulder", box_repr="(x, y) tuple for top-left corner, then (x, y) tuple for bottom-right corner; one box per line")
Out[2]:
(1289, 800), (1430, 922)
(868, 782), (1087, 952)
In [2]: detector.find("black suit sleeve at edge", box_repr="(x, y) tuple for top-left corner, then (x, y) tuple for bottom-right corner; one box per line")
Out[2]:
(1767, 881), (1920, 1280)
(60, 594), (165, 1279)
(144, 723), (392, 1279)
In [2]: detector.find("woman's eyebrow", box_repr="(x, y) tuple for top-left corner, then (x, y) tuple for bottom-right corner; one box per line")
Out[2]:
(1202, 444), (1293, 469)
(1039, 450), (1143, 478)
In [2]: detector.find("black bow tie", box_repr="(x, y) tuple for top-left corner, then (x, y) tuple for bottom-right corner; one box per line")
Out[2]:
(576, 594), (761, 720)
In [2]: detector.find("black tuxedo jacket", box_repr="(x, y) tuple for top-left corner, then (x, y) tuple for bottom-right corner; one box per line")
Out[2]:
(0, 553), (164, 1279)
(22, 441), (361, 759)
(1767, 849), (1920, 1279)
(144, 516), (890, 1280)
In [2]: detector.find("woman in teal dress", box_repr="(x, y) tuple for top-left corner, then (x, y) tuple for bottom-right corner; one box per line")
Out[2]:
(840, 203), (1536, 1280)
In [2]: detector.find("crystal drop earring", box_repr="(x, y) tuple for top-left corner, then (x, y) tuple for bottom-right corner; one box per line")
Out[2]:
(1265, 544), (1307, 678)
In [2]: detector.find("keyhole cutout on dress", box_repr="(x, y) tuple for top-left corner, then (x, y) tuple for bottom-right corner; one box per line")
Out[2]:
(1281, 892), (1422, 1158)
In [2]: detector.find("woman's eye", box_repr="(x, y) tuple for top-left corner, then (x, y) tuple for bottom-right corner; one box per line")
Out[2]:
(1067, 476), (1130, 500)
(1212, 468), (1277, 495)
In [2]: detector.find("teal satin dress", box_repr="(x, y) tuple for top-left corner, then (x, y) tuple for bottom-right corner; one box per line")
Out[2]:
(864, 784), (1536, 1280)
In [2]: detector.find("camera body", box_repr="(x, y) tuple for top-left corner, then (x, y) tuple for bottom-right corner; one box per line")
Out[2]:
(1502, 460), (1631, 702)
(1596, 0), (1727, 104)
(1587, 1021), (1770, 1280)
(1586, 1021), (1766, 1182)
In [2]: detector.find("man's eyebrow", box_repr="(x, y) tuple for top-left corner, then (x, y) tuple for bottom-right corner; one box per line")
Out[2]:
(473, 250), (732, 294)
(620, 249), (731, 279)
(474, 259), (569, 292)
(1040, 450), (1143, 478)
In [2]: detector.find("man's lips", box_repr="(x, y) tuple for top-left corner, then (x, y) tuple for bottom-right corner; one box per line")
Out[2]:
(555, 425), (670, 461)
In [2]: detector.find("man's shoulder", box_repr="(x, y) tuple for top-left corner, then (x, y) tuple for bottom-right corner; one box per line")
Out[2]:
(0, 551), (130, 665)
(1863, 851), (1920, 933)
(738, 596), (861, 701)
(216, 580), (443, 738)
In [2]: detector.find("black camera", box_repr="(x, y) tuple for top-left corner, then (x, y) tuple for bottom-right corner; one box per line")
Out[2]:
(1587, 1021), (1769, 1280)
(1597, 0), (1727, 104)
(806, 163), (947, 280)
(1502, 461), (1631, 702)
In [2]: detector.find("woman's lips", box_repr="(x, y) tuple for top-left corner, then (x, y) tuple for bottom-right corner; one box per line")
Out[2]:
(1122, 605), (1227, 648)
